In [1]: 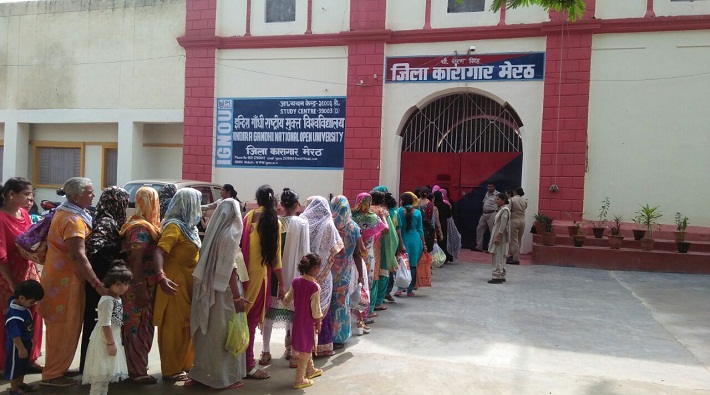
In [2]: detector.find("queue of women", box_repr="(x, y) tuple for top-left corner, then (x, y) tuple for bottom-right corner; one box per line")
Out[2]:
(0, 176), (463, 391)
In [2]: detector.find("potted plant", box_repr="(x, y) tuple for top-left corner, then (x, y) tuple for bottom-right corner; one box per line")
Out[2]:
(540, 214), (556, 246)
(532, 212), (546, 234)
(608, 214), (624, 250)
(565, 211), (587, 237)
(674, 212), (691, 253)
(635, 204), (662, 251)
(631, 214), (646, 240)
(591, 197), (610, 239)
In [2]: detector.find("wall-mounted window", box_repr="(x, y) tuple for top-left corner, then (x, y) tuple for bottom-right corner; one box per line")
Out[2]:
(103, 146), (118, 188)
(266, 0), (296, 22)
(447, 0), (485, 13)
(33, 142), (84, 188)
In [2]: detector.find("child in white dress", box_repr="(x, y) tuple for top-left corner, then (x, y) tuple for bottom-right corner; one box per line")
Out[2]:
(82, 264), (132, 395)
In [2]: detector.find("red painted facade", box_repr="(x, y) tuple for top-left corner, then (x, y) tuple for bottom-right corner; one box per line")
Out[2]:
(178, 0), (710, 216)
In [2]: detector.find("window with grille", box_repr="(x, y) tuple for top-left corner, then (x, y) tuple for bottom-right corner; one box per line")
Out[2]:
(447, 0), (485, 13)
(104, 147), (118, 188)
(36, 146), (82, 186)
(266, 0), (296, 22)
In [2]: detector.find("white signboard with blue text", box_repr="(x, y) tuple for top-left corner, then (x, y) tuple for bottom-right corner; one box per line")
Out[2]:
(215, 97), (346, 169)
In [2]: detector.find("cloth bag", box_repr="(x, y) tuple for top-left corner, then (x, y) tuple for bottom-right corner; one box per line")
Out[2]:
(394, 253), (411, 289)
(431, 244), (446, 268)
(356, 283), (370, 313)
(15, 210), (56, 264)
(225, 313), (249, 356)
(416, 251), (432, 287)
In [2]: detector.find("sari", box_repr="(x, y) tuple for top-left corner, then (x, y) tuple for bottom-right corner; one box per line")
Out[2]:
(329, 196), (361, 344)
(153, 188), (202, 377)
(299, 196), (343, 353)
(119, 186), (161, 378)
(190, 199), (246, 388)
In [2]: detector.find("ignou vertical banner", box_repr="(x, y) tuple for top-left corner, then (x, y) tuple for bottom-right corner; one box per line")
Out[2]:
(214, 97), (346, 169)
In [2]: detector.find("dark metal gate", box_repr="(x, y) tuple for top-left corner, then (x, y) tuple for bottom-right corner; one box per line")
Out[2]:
(399, 92), (523, 248)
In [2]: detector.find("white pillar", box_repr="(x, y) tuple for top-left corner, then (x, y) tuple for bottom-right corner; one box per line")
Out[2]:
(3, 121), (30, 179)
(117, 120), (144, 186)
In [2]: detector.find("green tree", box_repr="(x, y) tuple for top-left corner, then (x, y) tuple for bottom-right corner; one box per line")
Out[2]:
(458, 0), (587, 21)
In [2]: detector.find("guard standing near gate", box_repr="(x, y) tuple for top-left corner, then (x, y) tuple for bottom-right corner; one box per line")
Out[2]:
(474, 183), (500, 252)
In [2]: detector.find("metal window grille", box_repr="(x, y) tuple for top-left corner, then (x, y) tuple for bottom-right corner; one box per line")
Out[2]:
(401, 93), (522, 153)
(104, 148), (118, 187)
(38, 147), (81, 185)
(266, 0), (296, 22)
(447, 0), (485, 13)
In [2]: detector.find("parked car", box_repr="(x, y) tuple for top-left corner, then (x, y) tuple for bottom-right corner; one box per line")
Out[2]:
(123, 179), (223, 235)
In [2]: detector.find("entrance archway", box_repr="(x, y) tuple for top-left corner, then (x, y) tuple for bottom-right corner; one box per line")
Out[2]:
(399, 92), (523, 249)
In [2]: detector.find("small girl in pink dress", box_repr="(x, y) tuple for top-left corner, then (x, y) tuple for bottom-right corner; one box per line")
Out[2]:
(282, 254), (324, 389)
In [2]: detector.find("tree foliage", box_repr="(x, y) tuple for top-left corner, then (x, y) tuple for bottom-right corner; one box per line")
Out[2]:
(457, 0), (587, 21)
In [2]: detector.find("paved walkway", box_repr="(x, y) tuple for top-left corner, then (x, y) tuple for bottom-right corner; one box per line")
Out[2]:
(3, 260), (709, 394)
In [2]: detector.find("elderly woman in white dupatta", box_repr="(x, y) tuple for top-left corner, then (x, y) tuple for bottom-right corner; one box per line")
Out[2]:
(187, 198), (249, 390)
(299, 196), (344, 356)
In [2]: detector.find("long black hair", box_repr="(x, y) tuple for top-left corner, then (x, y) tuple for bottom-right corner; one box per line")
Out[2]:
(256, 185), (279, 268)
(400, 192), (415, 231)
(0, 177), (33, 207)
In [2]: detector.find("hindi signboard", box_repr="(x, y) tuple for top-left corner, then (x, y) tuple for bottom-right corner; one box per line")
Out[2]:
(385, 52), (545, 83)
(215, 97), (346, 169)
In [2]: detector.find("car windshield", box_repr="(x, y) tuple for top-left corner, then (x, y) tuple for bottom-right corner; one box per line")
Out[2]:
(124, 182), (170, 205)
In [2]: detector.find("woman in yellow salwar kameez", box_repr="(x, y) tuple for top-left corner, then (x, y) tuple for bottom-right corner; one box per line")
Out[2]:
(241, 185), (284, 380)
(152, 188), (202, 382)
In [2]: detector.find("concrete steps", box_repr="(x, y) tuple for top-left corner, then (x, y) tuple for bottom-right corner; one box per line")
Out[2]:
(532, 226), (710, 274)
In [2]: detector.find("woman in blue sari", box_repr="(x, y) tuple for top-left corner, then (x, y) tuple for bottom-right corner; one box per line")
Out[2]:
(395, 192), (424, 297)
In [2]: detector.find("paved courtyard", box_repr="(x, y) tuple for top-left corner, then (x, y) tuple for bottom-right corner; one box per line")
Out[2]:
(3, 260), (710, 394)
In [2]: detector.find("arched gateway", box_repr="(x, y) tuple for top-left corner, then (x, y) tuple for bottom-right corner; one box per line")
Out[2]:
(399, 91), (523, 249)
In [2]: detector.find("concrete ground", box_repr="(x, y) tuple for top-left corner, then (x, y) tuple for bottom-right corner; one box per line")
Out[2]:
(3, 259), (709, 395)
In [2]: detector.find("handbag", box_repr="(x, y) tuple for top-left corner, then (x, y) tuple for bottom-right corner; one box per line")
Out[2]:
(225, 313), (249, 356)
(394, 253), (412, 288)
(15, 210), (56, 264)
(416, 251), (432, 287)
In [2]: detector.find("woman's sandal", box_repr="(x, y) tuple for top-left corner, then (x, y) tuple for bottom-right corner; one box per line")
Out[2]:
(374, 305), (387, 311)
(293, 378), (313, 389)
(162, 372), (189, 382)
(211, 382), (243, 390)
(18, 384), (38, 393)
(245, 367), (270, 379)
(258, 351), (272, 365)
(127, 375), (158, 385)
(306, 368), (323, 379)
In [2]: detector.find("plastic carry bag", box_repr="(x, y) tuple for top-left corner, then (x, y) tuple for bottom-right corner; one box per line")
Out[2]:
(356, 283), (370, 313)
(394, 253), (412, 289)
(15, 210), (55, 264)
(225, 313), (249, 356)
(431, 244), (446, 268)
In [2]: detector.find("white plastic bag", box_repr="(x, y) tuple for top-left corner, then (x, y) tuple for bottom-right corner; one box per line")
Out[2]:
(395, 253), (412, 288)
(431, 244), (446, 268)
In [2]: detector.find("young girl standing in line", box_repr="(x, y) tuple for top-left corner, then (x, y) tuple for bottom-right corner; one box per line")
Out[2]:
(282, 254), (324, 389)
(82, 264), (131, 395)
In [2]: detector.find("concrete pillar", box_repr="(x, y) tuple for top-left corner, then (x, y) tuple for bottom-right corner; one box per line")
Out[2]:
(3, 121), (30, 179)
(117, 120), (144, 186)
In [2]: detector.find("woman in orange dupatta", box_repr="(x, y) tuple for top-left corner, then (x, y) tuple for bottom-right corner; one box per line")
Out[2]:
(119, 187), (161, 384)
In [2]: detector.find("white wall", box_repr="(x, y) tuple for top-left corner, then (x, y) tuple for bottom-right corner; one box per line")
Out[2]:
(430, 0), (500, 28)
(595, 0), (646, 19)
(388, 0), (427, 30)
(382, 37), (546, 253)
(586, 31), (710, 226)
(213, 46), (348, 200)
(655, 0), (710, 17)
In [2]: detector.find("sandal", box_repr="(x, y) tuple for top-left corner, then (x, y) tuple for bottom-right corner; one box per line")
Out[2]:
(394, 290), (404, 297)
(26, 362), (44, 374)
(183, 378), (201, 388)
(369, 312), (379, 318)
(374, 305), (387, 311)
(289, 361), (298, 369)
(211, 381), (243, 390)
(283, 346), (292, 361)
(19, 384), (38, 393)
(8, 389), (25, 395)
(258, 351), (272, 365)
(40, 377), (76, 387)
(245, 367), (270, 379)
(306, 368), (323, 379)
(314, 350), (335, 358)
(162, 372), (189, 382)
(293, 378), (313, 389)
(127, 375), (158, 384)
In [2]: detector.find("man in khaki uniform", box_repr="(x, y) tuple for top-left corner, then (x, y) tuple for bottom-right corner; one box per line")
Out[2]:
(507, 188), (527, 265)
